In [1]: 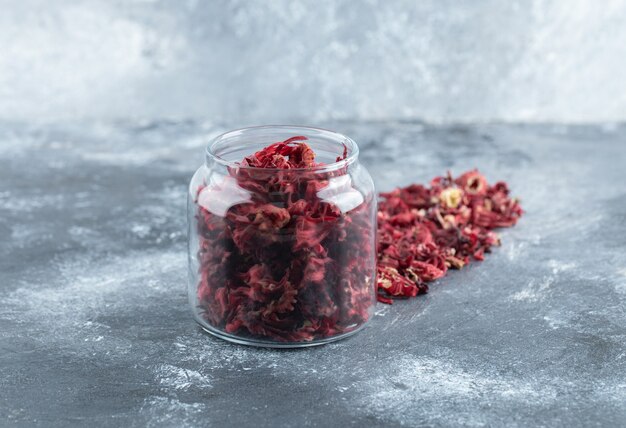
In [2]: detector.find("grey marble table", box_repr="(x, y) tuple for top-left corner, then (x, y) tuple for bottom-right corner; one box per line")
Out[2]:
(1, 121), (625, 427)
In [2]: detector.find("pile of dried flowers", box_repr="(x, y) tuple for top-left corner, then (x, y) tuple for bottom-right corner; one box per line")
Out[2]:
(376, 170), (522, 303)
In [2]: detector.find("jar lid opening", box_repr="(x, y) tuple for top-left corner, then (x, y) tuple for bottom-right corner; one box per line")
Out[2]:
(206, 125), (359, 172)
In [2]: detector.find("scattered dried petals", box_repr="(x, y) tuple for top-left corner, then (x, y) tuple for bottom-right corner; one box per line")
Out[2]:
(377, 170), (522, 303)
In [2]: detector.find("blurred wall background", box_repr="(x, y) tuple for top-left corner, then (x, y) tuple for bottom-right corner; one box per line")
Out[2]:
(1, 0), (624, 124)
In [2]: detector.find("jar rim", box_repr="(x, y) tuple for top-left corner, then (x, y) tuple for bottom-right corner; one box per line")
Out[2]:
(206, 125), (360, 172)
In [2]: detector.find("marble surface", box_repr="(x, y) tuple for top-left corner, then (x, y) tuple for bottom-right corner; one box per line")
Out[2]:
(1, 121), (625, 427)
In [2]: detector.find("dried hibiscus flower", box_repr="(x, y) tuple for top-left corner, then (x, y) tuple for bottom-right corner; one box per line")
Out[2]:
(377, 170), (522, 303)
(192, 129), (523, 345)
(193, 135), (376, 343)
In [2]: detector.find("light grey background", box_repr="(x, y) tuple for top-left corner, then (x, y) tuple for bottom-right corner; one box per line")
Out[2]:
(1, 0), (625, 124)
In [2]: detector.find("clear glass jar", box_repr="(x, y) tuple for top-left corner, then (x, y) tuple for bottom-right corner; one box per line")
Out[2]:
(188, 126), (377, 347)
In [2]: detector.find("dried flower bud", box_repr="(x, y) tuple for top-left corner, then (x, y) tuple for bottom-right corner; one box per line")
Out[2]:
(455, 170), (488, 195)
(439, 187), (463, 209)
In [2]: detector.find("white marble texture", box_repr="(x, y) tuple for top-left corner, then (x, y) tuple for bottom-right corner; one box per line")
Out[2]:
(0, 0), (625, 123)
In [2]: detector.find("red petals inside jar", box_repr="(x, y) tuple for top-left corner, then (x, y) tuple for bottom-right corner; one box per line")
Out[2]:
(189, 129), (377, 346)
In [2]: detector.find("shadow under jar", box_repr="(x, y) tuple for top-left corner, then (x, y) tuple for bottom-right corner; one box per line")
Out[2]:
(187, 126), (377, 347)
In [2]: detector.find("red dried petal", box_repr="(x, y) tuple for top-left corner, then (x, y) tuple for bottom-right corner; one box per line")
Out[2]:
(377, 266), (425, 298)
(252, 204), (291, 230)
(408, 260), (446, 282)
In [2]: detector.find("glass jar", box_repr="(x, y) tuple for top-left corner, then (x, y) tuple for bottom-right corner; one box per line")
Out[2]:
(187, 126), (377, 347)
